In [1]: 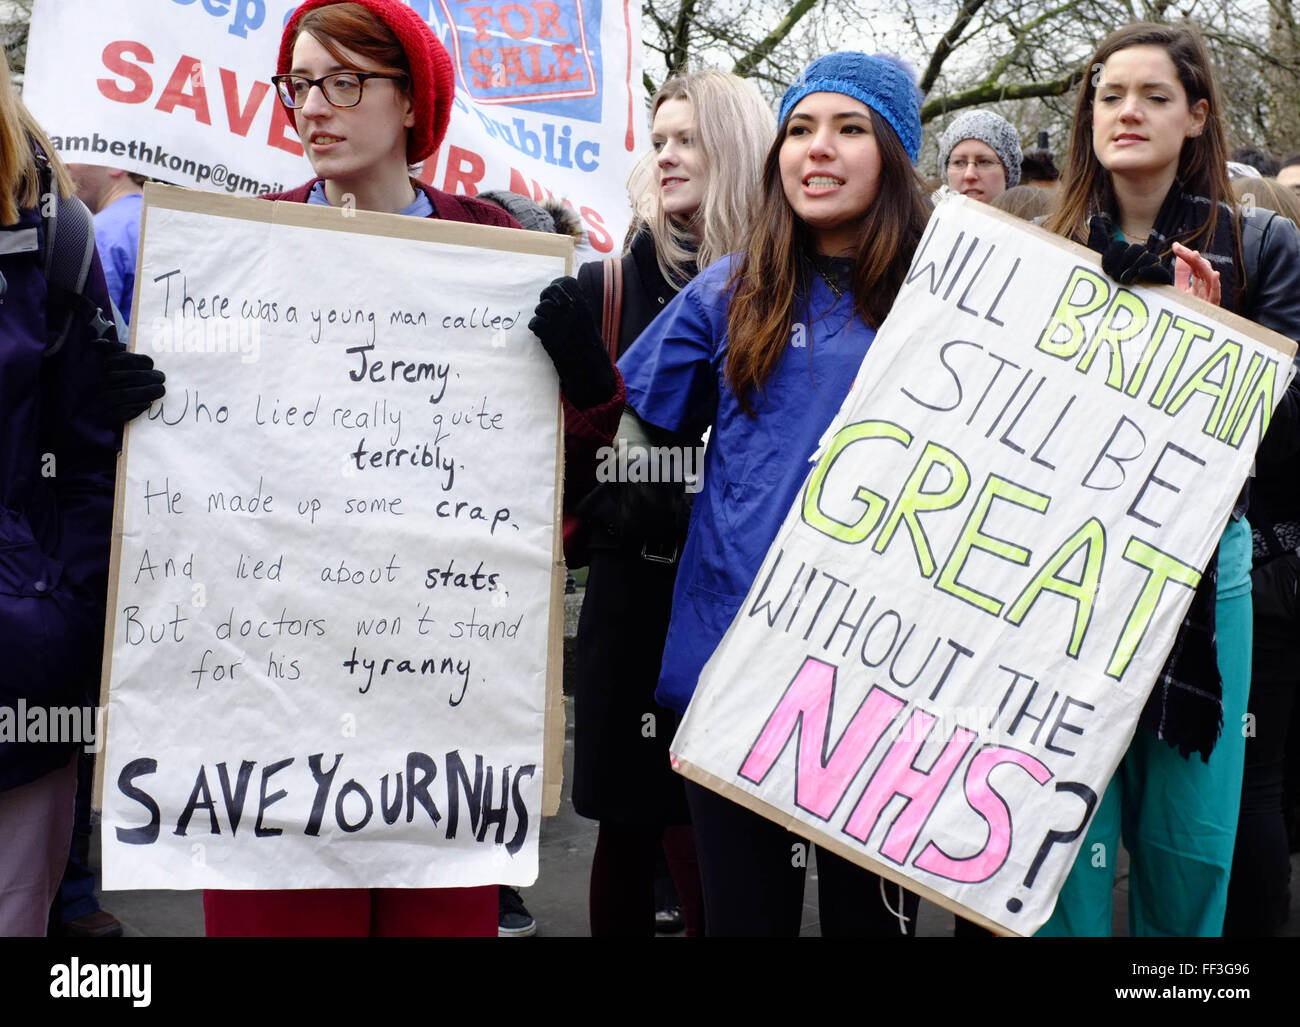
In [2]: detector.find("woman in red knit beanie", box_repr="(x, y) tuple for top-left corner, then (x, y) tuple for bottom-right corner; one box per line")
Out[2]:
(202, 0), (624, 938)
(262, 0), (510, 223)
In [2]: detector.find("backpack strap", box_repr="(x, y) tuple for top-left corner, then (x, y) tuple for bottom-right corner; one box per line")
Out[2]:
(600, 256), (623, 362)
(37, 152), (103, 356)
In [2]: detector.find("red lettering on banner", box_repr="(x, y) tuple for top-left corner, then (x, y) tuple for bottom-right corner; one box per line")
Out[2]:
(267, 100), (304, 156)
(465, 3), (569, 41)
(508, 168), (544, 202)
(466, 6), (496, 40)
(580, 206), (612, 253)
(522, 45), (557, 84)
(498, 4), (534, 38)
(467, 43), (582, 89)
(503, 170), (615, 254)
(533, 1), (563, 37)
(457, 3), (583, 89)
(443, 145), (485, 195)
(468, 49), (494, 89)
(155, 55), (212, 125)
(98, 40), (154, 104)
(220, 69), (270, 138)
(551, 43), (581, 82)
(499, 47), (530, 86)
(96, 41), (302, 157)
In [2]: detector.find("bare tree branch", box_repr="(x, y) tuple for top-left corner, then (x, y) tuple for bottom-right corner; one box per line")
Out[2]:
(921, 67), (1087, 122)
(732, 0), (820, 78)
(919, 0), (990, 93)
(668, 0), (700, 74)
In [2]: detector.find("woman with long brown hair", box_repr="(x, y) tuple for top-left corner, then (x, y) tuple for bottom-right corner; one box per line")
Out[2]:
(617, 52), (930, 935)
(1037, 21), (1300, 936)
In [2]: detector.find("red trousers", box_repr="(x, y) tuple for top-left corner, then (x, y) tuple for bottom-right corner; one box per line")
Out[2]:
(203, 886), (496, 937)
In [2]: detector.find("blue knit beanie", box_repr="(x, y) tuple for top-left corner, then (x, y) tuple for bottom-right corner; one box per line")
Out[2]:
(778, 52), (922, 163)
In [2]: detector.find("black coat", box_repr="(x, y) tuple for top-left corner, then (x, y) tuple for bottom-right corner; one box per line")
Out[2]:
(576, 229), (679, 361)
(570, 231), (693, 825)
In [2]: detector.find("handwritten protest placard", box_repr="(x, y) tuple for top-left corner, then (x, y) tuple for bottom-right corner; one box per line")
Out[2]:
(23, 0), (645, 259)
(99, 185), (570, 890)
(670, 197), (1296, 935)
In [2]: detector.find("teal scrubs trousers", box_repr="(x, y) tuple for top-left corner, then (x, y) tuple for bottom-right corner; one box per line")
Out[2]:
(1036, 518), (1252, 937)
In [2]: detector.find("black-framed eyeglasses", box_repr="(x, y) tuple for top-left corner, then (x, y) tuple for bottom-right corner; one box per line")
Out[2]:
(272, 72), (406, 110)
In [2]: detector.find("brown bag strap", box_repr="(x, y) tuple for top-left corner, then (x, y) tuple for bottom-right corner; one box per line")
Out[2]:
(600, 257), (623, 362)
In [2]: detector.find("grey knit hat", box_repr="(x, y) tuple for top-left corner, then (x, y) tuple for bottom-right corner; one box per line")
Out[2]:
(938, 110), (1022, 188)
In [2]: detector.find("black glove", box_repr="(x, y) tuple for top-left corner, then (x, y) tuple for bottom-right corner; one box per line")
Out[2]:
(1085, 215), (1115, 257)
(1101, 240), (1174, 286)
(99, 339), (165, 424)
(528, 276), (617, 410)
(575, 477), (690, 560)
(1086, 217), (1174, 287)
(613, 478), (691, 542)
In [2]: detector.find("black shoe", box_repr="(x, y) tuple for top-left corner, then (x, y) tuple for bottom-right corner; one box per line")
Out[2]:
(654, 904), (685, 934)
(62, 910), (124, 939)
(498, 886), (536, 938)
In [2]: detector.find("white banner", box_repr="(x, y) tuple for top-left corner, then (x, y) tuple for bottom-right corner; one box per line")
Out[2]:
(24, 0), (644, 260)
(100, 185), (568, 890)
(671, 198), (1296, 936)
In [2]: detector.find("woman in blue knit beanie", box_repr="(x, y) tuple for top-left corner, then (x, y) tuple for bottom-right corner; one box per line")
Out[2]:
(618, 52), (930, 936)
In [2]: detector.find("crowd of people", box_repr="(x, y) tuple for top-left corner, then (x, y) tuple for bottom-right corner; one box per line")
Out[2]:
(2, 0), (1298, 938)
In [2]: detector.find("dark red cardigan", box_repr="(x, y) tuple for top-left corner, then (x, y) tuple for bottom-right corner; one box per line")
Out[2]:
(263, 177), (520, 229)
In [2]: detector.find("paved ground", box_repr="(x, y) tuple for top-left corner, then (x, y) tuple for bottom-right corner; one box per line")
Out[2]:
(94, 590), (1300, 939)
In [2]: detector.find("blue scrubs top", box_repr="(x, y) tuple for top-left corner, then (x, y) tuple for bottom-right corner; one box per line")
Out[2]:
(93, 192), (142, 323)
(620, 256), (876, 713)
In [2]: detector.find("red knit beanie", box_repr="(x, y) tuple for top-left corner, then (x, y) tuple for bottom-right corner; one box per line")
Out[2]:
(278, 0), (454, 164)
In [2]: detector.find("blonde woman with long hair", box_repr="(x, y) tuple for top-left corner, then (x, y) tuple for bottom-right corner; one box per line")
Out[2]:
(529, 69), (774, 936)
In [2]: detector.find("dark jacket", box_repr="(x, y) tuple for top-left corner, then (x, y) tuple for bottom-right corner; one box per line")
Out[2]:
(572, 230), (689, 552)
(576, 228), (679, 360)
(1239, 208), (1300, 539)
(1238, 208), (1300, 349)
(569, 230), (691, 824)
(265, 178), (627, 511)
(0, 201), (119, 791)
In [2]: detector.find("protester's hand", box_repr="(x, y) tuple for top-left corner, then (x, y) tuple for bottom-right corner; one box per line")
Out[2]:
(1172, 241), (1222, 305)
(613, 478), (689, 541)
(529, 276), (616, 410)
(1100, 240), (1174, 286)
(99, 339), (165, 424)
(1085, 216), (1115, 256)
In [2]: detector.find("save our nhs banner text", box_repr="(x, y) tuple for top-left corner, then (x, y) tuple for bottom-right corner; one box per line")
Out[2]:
(24, 0), (645, 258)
